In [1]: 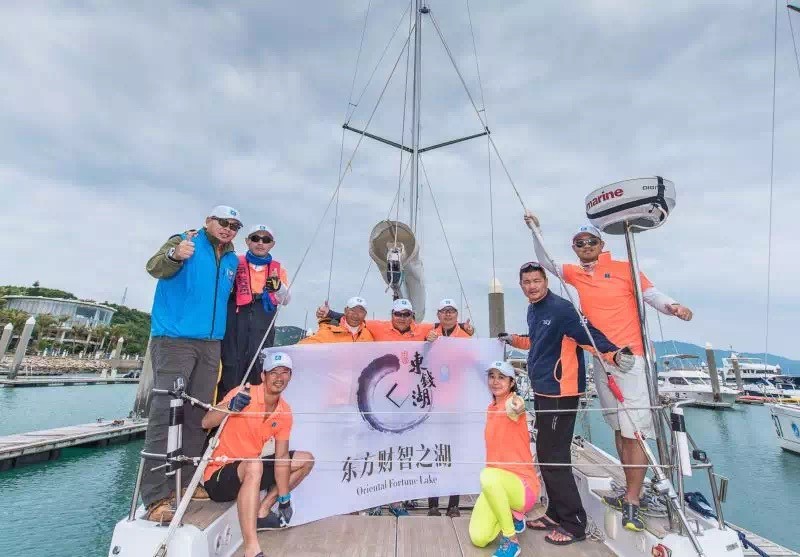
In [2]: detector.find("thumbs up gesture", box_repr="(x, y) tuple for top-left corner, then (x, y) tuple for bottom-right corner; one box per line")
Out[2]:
(174, 231), (197, 261)
(463, 319), (475, 336)
(316, 301), (330, 320)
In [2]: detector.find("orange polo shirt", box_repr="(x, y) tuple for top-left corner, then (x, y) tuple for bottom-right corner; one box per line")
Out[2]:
(485, 394), (539, 491)
(204, 385), (293, 481)
(562, 252), (653, 356)
(298, 318), (374, 344)
(364, 320), (434, 341)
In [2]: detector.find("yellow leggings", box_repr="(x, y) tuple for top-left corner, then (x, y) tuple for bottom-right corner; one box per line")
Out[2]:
(469, 468), (529, 547)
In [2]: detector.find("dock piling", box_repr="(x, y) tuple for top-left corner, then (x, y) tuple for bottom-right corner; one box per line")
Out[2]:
(9, 317), (35, 380)
(730, 354), (744, 391)
(0, 323), (13, 365)
(705, 342), (722, 403)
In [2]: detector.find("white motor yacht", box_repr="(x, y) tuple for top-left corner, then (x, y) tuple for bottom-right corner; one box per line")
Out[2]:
(658, 355), (739, 408)
(769, 403), (800, 454)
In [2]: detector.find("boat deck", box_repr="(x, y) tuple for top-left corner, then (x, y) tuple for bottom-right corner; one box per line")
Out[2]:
(232, 515), (614, 557)
(178, 441), (798, 557)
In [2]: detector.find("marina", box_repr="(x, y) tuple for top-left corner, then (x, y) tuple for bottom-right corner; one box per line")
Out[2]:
(2, 1), (800, 556)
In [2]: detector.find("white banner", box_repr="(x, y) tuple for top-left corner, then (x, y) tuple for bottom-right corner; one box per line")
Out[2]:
(266, 338), (504, 525)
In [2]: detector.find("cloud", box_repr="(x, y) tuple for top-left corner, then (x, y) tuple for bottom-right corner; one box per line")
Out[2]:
(1, 0), (799, 358)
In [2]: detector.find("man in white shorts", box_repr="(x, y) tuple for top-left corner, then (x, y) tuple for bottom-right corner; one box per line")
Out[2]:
(524, 212), (692, 532)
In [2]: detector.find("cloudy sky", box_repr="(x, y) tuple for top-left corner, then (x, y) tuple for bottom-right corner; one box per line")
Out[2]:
(1, 1), (799, 358)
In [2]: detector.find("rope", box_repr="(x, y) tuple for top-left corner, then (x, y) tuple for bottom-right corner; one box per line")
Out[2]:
(419, 155), (475, 322)
(763, 0), (778, 370)
(162, 454), (673, 470)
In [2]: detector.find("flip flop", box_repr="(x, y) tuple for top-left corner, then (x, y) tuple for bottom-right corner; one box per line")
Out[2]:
(526, 516), (559, 531)
(545, 526), (586, 546)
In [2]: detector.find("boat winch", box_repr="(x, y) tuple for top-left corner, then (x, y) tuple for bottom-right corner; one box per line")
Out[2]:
(585, 176), (676, 235)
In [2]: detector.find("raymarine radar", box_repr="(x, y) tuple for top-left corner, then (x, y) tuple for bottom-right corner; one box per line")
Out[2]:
(585, 176), (676, 235)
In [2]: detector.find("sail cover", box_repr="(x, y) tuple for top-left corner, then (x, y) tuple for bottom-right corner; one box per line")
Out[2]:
(369, 220), (426, 321)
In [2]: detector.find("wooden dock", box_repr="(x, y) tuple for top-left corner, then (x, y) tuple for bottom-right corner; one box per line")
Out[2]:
(0, 418), (147, 471)
(0, 376), (139, 387)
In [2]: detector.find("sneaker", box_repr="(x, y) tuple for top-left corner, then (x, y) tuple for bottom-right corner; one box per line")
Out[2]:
(427, 507), (442, 517)
(513, 517), (526, 534)
(622, 502), (645, 532)
(492, 536), (521, 557)
(144, 497), (175, 523)
(256, 511), (283, 531)
(367, 506), (382, 516)
(191, 485), (210, 501)
(603, 494), (648, 511)
(446, 505), (461, 518)
(389, 504), (409, 517)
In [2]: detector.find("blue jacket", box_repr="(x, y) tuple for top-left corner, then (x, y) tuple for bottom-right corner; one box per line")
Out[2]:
(150, 229), (238, 340)
(512, 290), (619, 397)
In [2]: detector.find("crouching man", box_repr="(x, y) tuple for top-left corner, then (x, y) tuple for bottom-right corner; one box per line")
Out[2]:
(201, 352), (314, 557)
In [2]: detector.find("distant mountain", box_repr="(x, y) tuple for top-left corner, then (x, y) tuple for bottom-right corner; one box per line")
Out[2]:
(275, 326), (306, 346)
(508, 340), (800, 375)
(653, 340), (800, 375)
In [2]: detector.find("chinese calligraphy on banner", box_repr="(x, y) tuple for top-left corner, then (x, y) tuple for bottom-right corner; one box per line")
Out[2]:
(254, 338), (504, 525)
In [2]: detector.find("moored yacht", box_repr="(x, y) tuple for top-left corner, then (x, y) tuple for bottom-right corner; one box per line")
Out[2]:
(769, 403), (800, 455)
(658, 355), (739, 408)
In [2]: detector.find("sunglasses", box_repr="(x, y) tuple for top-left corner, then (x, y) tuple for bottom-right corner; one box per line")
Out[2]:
(212, 217), (242, 232)
(573, 238), (600, 248)
(438, 308), (457, 315)
(249, 235), (274, 244)
(519, 261), (544, 272)
(393, 311), (413, 318)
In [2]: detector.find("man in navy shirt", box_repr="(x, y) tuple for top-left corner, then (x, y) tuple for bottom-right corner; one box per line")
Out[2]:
(501, 261), (633, 545)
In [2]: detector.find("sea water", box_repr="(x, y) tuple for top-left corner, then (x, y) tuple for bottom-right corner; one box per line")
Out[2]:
(0, 386), (798, 556)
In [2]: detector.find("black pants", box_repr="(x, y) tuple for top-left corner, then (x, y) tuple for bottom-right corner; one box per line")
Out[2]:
(220, 298), (277, 396)
(428, 495), (459, 510)
(534, 395), (586, 538)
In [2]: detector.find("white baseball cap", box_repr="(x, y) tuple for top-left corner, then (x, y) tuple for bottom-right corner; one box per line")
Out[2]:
(392, 299), (413, 313)
(573, 224), (602, 241)
(487, 360), (516, 378)
(263, 351), (293, 372)
(437, 298), (457, 311)
(345, 296), (368, 311)
(209, 205), (242, 223)
(247, 224), (274, 238)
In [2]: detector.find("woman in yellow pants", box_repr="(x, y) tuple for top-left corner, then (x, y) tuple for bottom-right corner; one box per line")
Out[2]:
(469, 361), (540, 557)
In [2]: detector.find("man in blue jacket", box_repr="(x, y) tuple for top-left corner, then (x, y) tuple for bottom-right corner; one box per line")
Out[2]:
(501, 262), (633, 546)
(141, 205), (242, 522)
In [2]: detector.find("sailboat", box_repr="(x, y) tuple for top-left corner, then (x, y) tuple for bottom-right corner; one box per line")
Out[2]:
(107, 2), (796, 556)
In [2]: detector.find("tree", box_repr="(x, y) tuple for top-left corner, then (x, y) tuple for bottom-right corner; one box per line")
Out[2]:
(0, 308), (31, 334)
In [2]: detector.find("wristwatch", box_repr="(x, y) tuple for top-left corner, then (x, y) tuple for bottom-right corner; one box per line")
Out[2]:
(166, 247), (180, 262)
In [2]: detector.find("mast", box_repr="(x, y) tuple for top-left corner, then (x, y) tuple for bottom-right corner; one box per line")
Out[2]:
(409, 0), (426, 233)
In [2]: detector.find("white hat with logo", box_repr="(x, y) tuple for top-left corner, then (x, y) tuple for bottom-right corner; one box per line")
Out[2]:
(345, 296), (368, 311)
(209, 205), (242, 223)
(247, 224), (274, 238)
(573, 224), (602, 240)
(487, 360), (516, 378)
(437, 298), (457, 311)
(263, 351), (293, 372)
(392, 299), (413, 313)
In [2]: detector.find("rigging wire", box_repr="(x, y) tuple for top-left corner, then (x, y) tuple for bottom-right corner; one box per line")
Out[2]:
(393, 0), (414, 251)
(153, 25), (418, 551)
(465, 0), (497, 283)
(419, 155), (475, 322)
(764, 0), (778, 368)
(346, 2), (412, 125)
(788, 5), (800, 81)
(327, 0), (374, 301)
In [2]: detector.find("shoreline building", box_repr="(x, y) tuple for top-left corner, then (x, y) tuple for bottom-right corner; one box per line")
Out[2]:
(2, 295), (116, 351)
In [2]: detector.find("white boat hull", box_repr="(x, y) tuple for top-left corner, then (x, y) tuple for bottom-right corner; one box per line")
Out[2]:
(769, 403), (800, 455)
